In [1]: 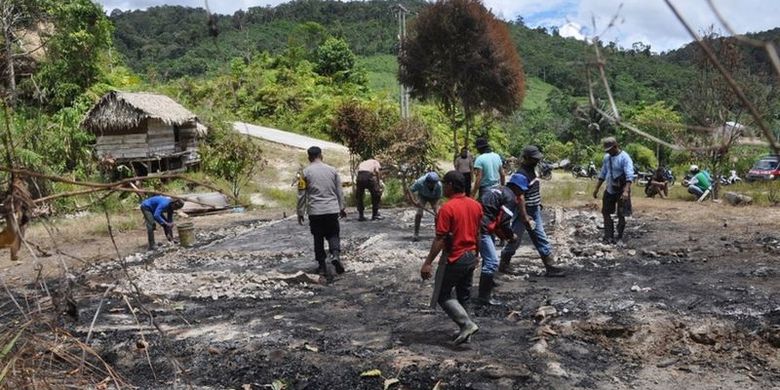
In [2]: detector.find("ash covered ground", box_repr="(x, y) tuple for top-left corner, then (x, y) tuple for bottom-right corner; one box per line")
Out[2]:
(69, 206), (779, 389)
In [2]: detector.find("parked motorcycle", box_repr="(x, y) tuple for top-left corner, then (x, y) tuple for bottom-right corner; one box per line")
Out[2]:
(660, 166), (675, 186)
(538, 161), (553, 180)
(723, 170), (742, 185)
(683, 170), (741, 187)
(572, 161), (597, 179)
(635, 170), (653, 186)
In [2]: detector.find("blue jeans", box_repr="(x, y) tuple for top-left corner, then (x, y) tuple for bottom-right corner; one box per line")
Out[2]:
(501, 205), (552, 258)
(688, 184), (704, 198)
(479, 233), (499, 276)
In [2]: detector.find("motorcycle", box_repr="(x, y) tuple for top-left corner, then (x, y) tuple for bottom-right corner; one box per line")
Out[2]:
(636, 171), (654, 186)
(660, 166), (675, 186)
(538, 161), (553, 180)
(683, 170), (741, 187)
(572, 161), (598, 179)
(722, 170), (742, 185)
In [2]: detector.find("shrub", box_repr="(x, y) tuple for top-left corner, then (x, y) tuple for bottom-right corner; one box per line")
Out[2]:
(201, 124), (266, 199)
(623, 143), (658, 171)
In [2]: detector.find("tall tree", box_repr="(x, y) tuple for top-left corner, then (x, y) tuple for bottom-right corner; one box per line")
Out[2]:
(0, 0), (46, 105)
(679, 32), (777, 197)
(398, 0), (524, 152)
(36, 0), (112, 109)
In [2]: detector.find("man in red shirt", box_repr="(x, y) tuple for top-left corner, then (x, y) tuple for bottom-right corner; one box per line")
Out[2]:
(420, 170), (482, 345)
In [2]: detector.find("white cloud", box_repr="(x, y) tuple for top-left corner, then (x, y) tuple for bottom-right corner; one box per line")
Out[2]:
(542, 0), (779, 52)
(559, 22), (585, 40)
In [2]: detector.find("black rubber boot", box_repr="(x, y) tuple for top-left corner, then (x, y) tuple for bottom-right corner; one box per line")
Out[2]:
(603, 215), (615, 244)
(476, 274), (502, 306)
(330, 252), (345, 274)
(147, 230), (156, 251)
(616, 218), (626, 241)
(372, 201), (382, 220)
(498, 252), (513, 274)
(318, 259), (334, 283)
(357, 212), (367, 222)
(542, 255), (565, 277)
(440, 299), (479, 345)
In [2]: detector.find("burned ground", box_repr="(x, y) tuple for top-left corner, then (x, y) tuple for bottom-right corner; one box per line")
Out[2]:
(2, 202), (779, 389)
(46, 203), (777, 390)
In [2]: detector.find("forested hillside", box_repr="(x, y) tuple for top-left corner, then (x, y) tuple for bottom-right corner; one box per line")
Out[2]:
(110, 1), (428, 80)
(104, 0), (780, 173)
(2, 0), (777, 203)
(109, 1), (696, 103)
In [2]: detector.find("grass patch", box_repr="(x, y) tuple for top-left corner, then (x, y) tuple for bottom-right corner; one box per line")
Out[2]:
(31, 211), (144, 241)
(358, 54), (398, 95)
(260, 187), (298, 209)
(654, 180), (780, 206)
(522, 77), (557, 111)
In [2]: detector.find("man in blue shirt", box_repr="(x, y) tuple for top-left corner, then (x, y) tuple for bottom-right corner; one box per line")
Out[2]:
(592, 137), (635, 244)
(140, 195), (185, 250)
(470, 137), (505, 201)
(408, 172), (443, 242)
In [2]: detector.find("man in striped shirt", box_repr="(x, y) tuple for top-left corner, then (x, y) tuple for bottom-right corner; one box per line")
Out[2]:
(499, 145), (565, 277)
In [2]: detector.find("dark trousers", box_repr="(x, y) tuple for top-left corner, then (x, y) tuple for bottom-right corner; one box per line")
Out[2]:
(141, 207), (156, 234)
(462, 172), (472, 198)
(438, 252), (477, 306)
(355, 171), (381, 217)
(602, 190), (632, 240)
(309, 213), (341, 263)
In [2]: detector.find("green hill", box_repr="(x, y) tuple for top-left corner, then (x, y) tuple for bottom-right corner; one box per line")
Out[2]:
(109, 0), (733, 108)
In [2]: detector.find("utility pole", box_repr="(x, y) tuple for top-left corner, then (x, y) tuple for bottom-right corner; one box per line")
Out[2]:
(393, 4), (410, 119)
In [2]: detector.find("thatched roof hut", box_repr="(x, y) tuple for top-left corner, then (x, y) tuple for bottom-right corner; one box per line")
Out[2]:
(81, 91), (205, 174)
(81, 91), (202, 135)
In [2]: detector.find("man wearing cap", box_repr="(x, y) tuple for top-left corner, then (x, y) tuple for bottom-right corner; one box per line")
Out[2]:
(297, 146), (348, 281)
(420, 171), (482, 345)
(500, 146), (565, 277)
(470, 137), (505, 201)
(686, 165), (711, 199)
(593, 137), (635, 244)
(475, 174), (527, 305)
(407, 171), (443, 241)
(355, 157), (384, 221)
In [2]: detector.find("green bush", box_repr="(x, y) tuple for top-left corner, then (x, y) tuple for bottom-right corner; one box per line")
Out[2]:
(623, 143), (658, 170)
(540, 140), (573, 163)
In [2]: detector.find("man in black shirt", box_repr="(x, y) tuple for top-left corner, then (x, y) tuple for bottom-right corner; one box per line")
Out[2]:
(500, 146), (565, 277)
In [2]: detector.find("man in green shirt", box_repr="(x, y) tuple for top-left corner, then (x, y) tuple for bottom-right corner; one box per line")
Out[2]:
(687, 165), (711, 199)
(470, 137), (505, 201)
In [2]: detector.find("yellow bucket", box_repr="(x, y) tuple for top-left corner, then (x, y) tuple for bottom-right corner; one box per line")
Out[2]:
(177, 222), (195, 247)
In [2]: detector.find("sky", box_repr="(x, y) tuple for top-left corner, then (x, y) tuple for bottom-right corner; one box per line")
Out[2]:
(97, 0), (779, 53)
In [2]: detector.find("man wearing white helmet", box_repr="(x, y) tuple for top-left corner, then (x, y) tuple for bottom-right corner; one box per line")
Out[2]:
(686, 165), (712, 199)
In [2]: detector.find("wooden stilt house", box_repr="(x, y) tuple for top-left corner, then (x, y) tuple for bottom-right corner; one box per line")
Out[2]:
(81, 91), (207, 175)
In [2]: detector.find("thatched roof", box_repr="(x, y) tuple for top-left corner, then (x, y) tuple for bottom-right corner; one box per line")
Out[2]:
(81, 91), (199, 135)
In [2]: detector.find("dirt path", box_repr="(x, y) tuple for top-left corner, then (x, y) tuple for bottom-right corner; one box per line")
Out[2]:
(234, 122), (348, 153)
(32, 199), (776, 389)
